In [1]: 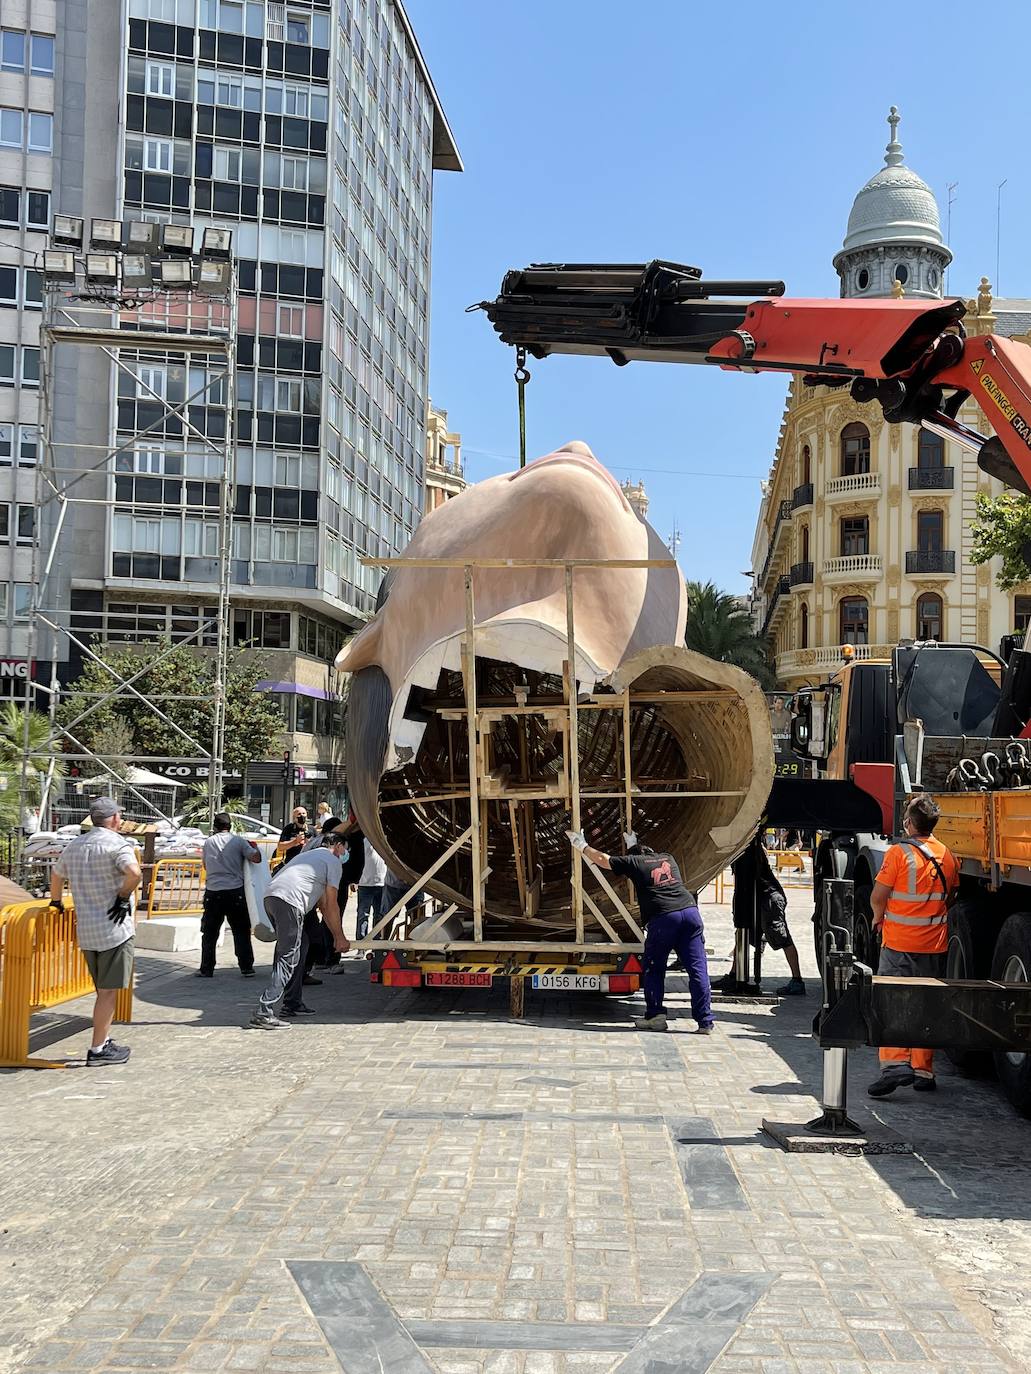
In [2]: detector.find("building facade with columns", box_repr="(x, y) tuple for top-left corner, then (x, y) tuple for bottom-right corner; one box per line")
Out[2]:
(424, 401), (466, 513)
(751, 109), (1031, 688)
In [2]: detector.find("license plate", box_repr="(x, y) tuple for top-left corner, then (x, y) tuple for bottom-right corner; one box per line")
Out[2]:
(532, 974), (601, 991)
(424, 972), (493, 987)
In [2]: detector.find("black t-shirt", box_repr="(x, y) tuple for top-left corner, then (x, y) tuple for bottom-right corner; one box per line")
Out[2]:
(277, 821), (311, 865)
(609, 852), (697, 923)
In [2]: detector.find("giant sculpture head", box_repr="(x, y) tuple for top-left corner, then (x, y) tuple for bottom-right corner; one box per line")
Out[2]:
(338, 441), (772, 923)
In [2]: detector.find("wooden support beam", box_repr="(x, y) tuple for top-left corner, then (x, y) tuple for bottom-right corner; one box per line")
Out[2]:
(565, 563), (585, 945)
(407, 902), (459, 944)
(380, 790), (473, 809)
(508, 800), (528, 914)
(582, 853), (646, 942)
(463, 564), (483, 943)
(361, 825), (473, 944)
(582, 889), (624, 944)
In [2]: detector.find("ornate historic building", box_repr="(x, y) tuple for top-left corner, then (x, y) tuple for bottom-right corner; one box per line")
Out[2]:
(751, 109), (1031, 687)
(424, 401), (465, 513)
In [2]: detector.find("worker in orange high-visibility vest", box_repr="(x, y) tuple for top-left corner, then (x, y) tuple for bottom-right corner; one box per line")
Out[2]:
(867, 794), (959, 1098)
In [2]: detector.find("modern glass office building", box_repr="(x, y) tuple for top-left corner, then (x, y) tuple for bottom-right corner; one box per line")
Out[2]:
(48, 0), (459, 814)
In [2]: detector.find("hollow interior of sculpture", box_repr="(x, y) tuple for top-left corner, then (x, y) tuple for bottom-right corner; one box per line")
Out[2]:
(376, 654), (758, 928)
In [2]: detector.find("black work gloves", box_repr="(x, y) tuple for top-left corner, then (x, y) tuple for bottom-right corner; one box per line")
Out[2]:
(107, 895), (132, 925)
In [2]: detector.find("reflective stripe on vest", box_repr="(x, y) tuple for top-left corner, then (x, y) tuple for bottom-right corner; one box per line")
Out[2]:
(884, 838), (949, 927)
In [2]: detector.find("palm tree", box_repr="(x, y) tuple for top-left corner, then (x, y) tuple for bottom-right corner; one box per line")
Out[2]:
(181, 782), (249, 829)
(685, 581), (773, 686)
(0, 703), (65, 832)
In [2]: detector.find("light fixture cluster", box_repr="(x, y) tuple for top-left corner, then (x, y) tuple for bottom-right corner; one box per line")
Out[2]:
(43, 217), (233, 295)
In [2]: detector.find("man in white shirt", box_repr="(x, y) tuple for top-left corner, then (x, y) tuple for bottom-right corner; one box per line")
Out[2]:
(50, 798), (142, 1065)
(356, 837), (386, 941)
(198, 812), (262, 978)
(251, 833), (350, 1029)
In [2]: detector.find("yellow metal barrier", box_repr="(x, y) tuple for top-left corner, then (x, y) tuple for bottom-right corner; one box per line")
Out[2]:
(145, 857), (205, 917)
(773, 849), (806, 873)
(707, 869), (730, 904)
(0, 901), (132, 1068)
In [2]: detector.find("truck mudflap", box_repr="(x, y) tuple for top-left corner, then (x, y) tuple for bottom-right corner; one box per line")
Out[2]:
(369, 948), (642, 993)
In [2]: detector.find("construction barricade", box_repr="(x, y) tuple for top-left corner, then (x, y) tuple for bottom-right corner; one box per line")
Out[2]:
(0, 900), (132, 1068)
(145, 857), (204, 917)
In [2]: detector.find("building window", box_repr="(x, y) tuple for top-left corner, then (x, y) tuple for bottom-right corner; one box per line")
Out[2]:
(800, 602), (809, 650)
(840, 422), (870, 476)
(917, 429), (944, 469)
(0, 345), (13, 384)
(214, 146), (243, 183)
(278, 303), (303, 337)
(800, 525), (810, 563)
(281, 156), (309, 192)
(30, 33), (54, 77)
(0, 186), (17, 225)
(144, 138), (172, 173)
(0, 506), (9, 539)
(1015, 596), (1031, 633)
(894, 263), (909, 286)
(21, 347), (39, 385)
(16, 505), (33, 543)
(0, 266), (17, 305)
(840, 596), (869, 646)
(840, 516), (869, 557)
(0, 108), (23, 149)
(146, 61), (174, 97)
(23, 268), (42, 308)
(136, 364), (166, 399)
(856, 268), (869, 291)
(26, 190), (49, 228)
(19, 425), (38, 464)
(27, 112), (52, 153)
(217, 73), (243, 107)
(917, 509), (943, 553)
(0, 30), (25, 72)
(0, 424), (11, 461)
(917, 593), (943, 641)
(286, 9), (311, 43)
(13, 583), (31, 621)
(801, 444), (811, 485)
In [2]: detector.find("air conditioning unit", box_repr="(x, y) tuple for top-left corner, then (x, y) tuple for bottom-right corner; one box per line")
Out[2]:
(266, 3), (285, 41)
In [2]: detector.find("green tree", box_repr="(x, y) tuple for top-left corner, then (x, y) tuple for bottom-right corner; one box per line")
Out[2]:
(180, 782), (249, 828)
(0, 703), (65, 830)
(57, 642), (286, 772)
(970, 491), (1031, 590)
(685, 580), (774, 687)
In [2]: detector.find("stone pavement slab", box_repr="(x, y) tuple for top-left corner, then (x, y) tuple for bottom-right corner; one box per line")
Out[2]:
(0, 890), (1029, 1373)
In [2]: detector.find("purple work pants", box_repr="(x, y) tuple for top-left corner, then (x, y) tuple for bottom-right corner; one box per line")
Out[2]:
(642, 905), (713, 1027)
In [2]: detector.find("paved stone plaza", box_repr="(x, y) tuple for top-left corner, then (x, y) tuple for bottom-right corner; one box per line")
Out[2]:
(3, 888), (1031, 1374)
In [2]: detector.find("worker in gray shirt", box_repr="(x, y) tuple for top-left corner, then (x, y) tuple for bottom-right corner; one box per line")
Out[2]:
(251, 832), (350, 1029)
(199, 812), (262, 979)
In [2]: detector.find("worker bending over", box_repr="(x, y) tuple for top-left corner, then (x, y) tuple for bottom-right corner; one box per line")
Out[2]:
(566, 829), (714, 1034)
(867, 794), (958, 1098)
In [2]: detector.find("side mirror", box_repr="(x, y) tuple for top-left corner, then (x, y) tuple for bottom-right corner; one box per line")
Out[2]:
(789, 691), (812, 757)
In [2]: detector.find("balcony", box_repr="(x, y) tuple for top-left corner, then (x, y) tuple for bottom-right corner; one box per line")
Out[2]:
(777, 643), (895, 678)
(789, 561), (814, 587)
(822, 554), (882, 579)
(826, 471), (881, 499)
(757, 499), (794, 588)
(791, 482), (814, 509)
(908, 465), (955, 490)
(906, 549), (956, 575)
(760, 575), (792, 637)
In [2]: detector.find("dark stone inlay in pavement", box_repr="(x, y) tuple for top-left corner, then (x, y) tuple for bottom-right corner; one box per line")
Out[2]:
(288, 1260), (434, 1373)
(638, 1034), (683, 1066)
(662, 1271), (775, 1324)
(408, 1319), (643, 1352)
(668, 1116), (750, 1212)
(614, 1272), (773, 1373)
(382, 1108), (665, 1124)
(515, 1075), (579, 1087)
(382, 1109), (523, 1122)
(414, 1061), (665, 1072)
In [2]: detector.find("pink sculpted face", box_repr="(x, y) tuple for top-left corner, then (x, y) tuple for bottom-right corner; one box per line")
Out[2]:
(337, 440), (686, 702)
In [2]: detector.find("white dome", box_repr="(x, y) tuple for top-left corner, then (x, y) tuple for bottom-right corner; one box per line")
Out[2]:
(840, 107), (945, 252)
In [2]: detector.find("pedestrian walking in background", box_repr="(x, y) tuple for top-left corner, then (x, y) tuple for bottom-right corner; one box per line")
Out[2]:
(566, 829), (714, 1033)
(316, 801), (332, 826)
(198, 812), (261, 979)
(355, 836), (386, 941)
(276, 806), (313, 866)
(867, 795), (958, 1098)
(251, 832), (350, 1029)
(49, 798), (142, 1065)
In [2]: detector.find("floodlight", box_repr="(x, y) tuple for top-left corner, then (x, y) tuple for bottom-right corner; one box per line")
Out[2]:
(42, 249), (75, 283)
(201, 227), (232, 259)
(159, 257), (192, 287)
(126, 221), (160, 254)
(85, 252), (119, 285)
(196, 258), (231, 294)
(122, 254), (154, 289)
(90, 218), (122, 250)
(51, 215), (84, 248)
(160, 223), (193, 255)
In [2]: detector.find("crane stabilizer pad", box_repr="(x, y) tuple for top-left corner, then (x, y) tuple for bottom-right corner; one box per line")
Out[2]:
(762, 1117), (913, 1156)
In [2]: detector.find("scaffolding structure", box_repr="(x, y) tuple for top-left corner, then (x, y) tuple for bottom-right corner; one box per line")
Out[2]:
(22, 258), (238, 828)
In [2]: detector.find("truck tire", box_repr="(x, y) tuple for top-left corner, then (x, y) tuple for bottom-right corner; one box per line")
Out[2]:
(945, 900), (994, 1075)
(990, 911), (1031, 1117)
(852, 881), (880, 970)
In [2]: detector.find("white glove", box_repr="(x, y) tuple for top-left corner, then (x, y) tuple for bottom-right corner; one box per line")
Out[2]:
(623, 830), (638, 848)
(565, 829), (588, 851)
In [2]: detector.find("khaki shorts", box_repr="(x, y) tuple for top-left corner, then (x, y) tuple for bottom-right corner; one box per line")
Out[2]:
(83, 938), (135, 990)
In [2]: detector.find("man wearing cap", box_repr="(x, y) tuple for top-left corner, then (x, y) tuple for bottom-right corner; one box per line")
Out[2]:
(49, 798), (142, 1065)
(197, 811), (262, 979)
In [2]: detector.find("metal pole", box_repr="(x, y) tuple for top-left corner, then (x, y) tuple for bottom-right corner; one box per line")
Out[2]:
(209, 271), (238, 824)
(805, 876), (862, 1136)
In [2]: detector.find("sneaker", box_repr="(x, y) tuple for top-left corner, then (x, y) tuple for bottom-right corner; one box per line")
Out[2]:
(194, 969), (213, 978)
(240, 968), (255, 978)
(86, 1039), (131, 1065)
(302, 975), (323, 986)
(867, 1067), (915, 1098)
(280, 1003), (317, 1018)
(695, 1024), (715, 1035)
(776, 978), (806, 996)
(633, 1014), (668, 1032)
(913, 1075), (937, 1093)
(249, 1011), (290, 1030)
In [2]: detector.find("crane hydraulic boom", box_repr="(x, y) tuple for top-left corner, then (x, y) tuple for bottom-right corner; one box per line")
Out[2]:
(476, 261), (1031, 497)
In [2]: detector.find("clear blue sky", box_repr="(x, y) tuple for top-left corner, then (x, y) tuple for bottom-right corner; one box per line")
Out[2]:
(405, 1), (1031, 593)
